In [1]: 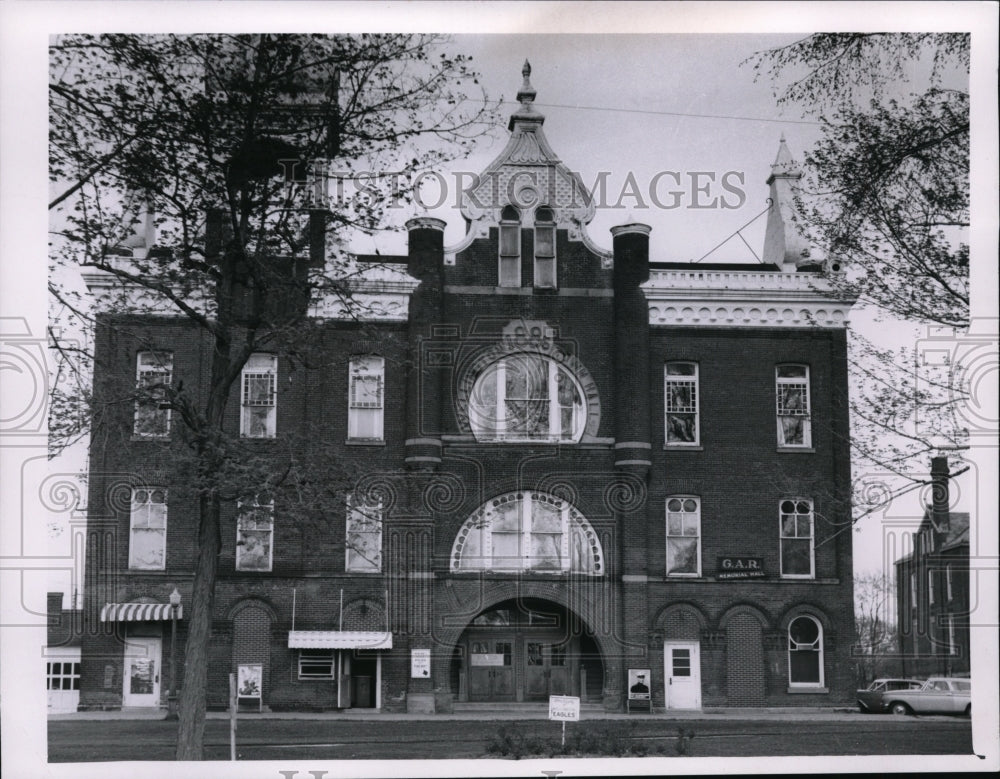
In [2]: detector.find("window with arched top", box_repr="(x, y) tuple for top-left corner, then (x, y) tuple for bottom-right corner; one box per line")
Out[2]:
(787, 615), (824, 687)
(468, 353), (585, 442)
(534, 206), (556, 288)
(451, 491), (603, 574)
(499, 205), (521, 287)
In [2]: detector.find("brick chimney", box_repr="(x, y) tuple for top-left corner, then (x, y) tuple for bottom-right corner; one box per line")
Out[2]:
(930, 456), (950, 533)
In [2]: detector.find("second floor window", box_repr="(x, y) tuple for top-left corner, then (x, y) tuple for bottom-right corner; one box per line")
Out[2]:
(928, 569), (935, 605)
(129, 487), (166, 570)
(134, 351), (172, 437)
(666, 496), (701, 576)
(468, 354), (585, 442)
(241, 354), (277, 438)
(346, 495), (382, 573)
(533, 206), (556, 288)
(776, 365), (811, 447)
(348, 356), (384, 440)
(236, 496), (274, 572)
(664, 362), (699, 445)
(946, 563), (953, 600)
(779, 499), (814, 578)
(498, 205), (521, 287)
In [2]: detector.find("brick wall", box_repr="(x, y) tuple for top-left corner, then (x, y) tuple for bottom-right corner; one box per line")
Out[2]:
(726, 612), (766, 706)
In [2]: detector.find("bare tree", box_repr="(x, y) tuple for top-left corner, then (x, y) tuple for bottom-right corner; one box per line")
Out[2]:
(49, 33), (494, 759)
(747, 33), (971, 508)
(853, 571), (900, 685)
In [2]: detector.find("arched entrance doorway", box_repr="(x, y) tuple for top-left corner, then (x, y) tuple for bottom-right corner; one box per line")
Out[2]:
(451, 598), (605, 703)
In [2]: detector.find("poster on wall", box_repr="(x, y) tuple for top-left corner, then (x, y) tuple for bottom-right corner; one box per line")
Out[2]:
(411, 648), (431, 678)
(237, 663), (263, 711)
(627, 668), (651, 700)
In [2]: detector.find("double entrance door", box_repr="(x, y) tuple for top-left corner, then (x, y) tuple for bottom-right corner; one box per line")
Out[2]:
(467, 633), (576, 702)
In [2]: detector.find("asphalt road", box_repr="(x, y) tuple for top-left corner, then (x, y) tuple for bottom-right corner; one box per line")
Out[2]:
(48, 716), (973, 762)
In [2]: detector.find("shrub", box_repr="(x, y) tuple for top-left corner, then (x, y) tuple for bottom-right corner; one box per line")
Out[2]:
(675, 726), (696, 756)
(487, 721), (660, 758)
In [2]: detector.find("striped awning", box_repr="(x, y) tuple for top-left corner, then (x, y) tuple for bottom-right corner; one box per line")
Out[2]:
(288, 630), (392, 649)
(100, 602), (183, 622)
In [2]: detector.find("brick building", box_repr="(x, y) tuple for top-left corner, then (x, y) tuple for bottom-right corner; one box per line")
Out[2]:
(79, 63), (857, 712)
(895, 456), (971, 679)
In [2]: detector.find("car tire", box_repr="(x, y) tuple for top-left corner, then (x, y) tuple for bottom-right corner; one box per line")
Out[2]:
(890, 702), (911, 716)
(964, 704), (971, 717)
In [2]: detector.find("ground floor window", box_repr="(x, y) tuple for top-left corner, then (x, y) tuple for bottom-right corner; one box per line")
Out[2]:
(46, 660), (81, 690)
(787, 615), (824, 687)
(298, 650), (335, 680)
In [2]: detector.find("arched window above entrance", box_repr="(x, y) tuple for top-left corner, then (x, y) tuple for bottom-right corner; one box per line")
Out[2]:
(450, 491), (603, 575)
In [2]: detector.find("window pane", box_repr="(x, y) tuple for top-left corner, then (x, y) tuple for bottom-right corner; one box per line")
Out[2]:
(533, 501), (562, 532)
(529, 533), (562, 569)
(667, 538), (698, 574)
(535, 256), (555, 287)
(789, 617), (819, 645)
(492, 501), (519, 532)
(666, 363), (695, 377)
(499, 224), (519, 257)
(779, 416), (805, 445)
(778, 365), (807, 379)
(246, 375), (274, 405)
(789, 649), (820, 683)
(346, 502), (382, 572)
(352, 376), (381, 407)
(130, 528), (165, 569)
(781, 540), (811, 576)
(349, 407), (380, 439)
(535, 226), (555, 257)
(237, 527), (272, 571)
(491, 532), (519, 564)
(499, 256), (519, 287)
(244, 407), (274, 438)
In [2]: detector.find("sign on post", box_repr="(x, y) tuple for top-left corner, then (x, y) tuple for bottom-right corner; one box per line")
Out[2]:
(410, 648), (431, 678)
(548, 694), (580, 721)
(549, 695), (580, 748)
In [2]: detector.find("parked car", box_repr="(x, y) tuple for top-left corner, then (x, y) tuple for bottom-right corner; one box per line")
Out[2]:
(883, 677), (971, 716)
(856, 678), (924, 713)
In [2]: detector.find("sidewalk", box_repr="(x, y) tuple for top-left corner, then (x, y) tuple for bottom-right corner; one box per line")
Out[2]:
(50, 706), (862, 722)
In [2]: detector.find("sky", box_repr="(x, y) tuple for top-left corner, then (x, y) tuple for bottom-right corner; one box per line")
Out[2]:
(361, 32), (822, 262)
(1, 3), (997, 777)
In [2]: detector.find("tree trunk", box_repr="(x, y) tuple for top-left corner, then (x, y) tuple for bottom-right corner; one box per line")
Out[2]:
(176, 491), (222, 760)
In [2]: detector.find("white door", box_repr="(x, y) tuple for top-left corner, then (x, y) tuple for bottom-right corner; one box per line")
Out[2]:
(123, 637), (161, 707)
(46, 649), (81, 713)
(664, 641), (701, 709)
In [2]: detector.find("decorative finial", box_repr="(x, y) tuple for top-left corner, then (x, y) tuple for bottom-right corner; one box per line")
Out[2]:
(517, 59), (536, 106)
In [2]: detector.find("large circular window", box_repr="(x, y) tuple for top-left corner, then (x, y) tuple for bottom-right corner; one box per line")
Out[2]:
(468, 354), (585, 442)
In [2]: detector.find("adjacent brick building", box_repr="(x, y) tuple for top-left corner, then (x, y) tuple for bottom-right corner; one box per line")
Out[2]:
(79, 63), (857, 712)
(895, 456), (971, 679)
